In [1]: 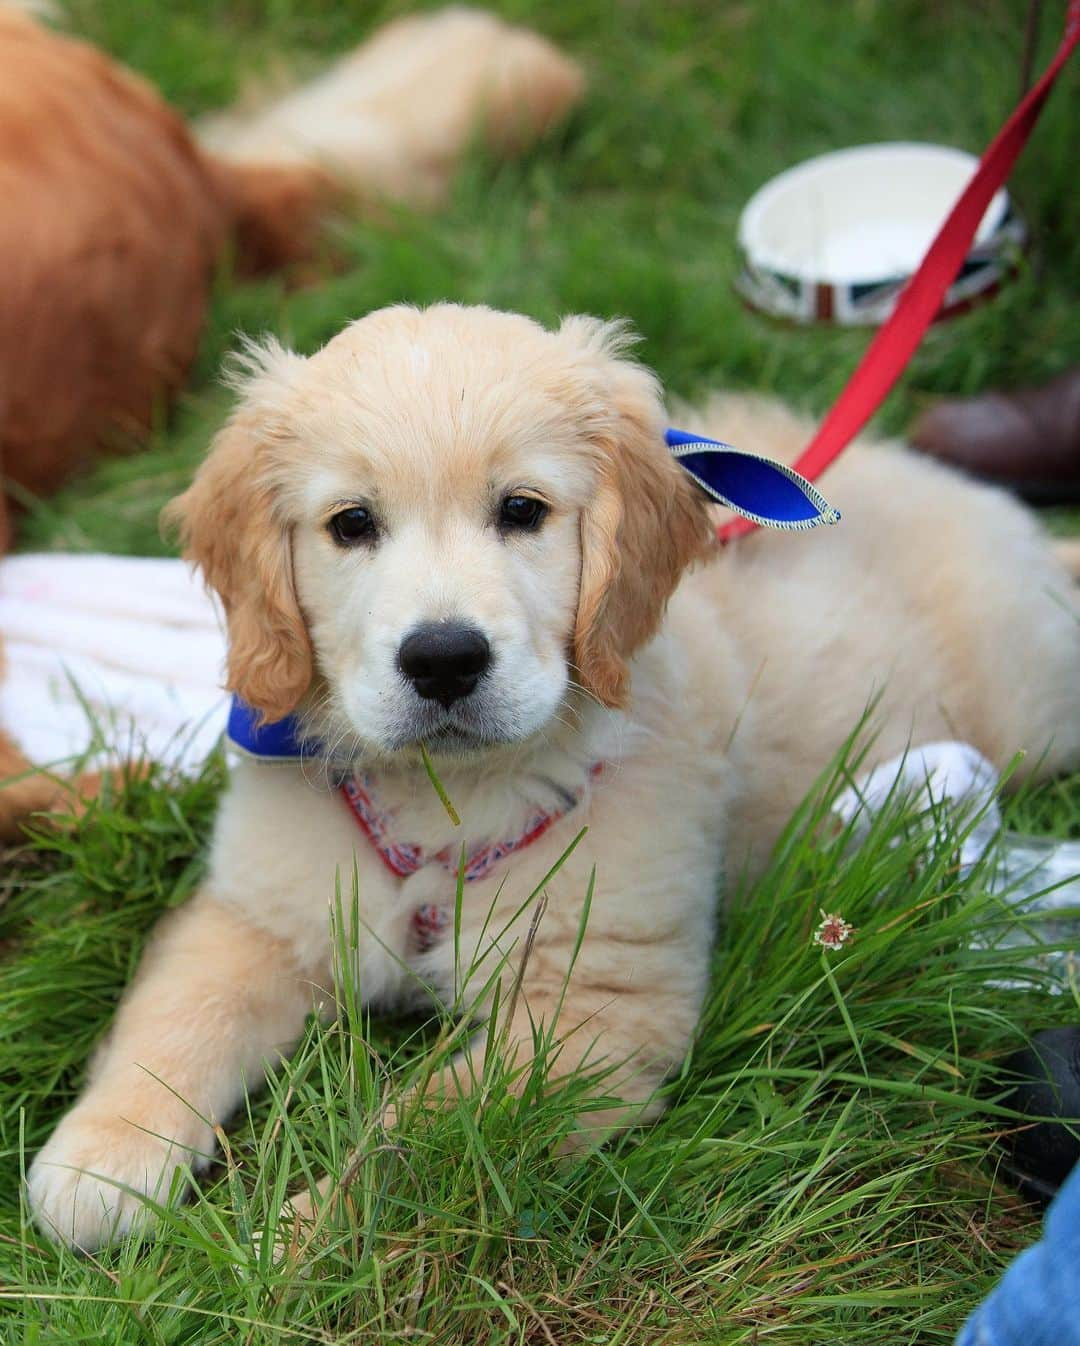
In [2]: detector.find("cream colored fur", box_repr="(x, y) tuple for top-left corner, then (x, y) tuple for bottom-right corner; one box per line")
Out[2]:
(198, 7), (585, 210)
(28, 305), (1080, 1251)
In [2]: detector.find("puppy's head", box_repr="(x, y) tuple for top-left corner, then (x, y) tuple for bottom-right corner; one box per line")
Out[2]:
(166, 304), (712, 758)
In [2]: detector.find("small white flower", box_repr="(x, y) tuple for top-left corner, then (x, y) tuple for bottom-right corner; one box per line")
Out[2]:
(814, 910), (854, 950)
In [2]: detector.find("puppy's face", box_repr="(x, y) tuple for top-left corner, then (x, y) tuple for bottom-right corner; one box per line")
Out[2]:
(287, 325), (591, 755)
(169, 305), (711, 761)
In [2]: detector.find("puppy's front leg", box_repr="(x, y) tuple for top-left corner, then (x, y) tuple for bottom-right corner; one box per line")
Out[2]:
(282, 966), (699, 1245)
(420, 922), (707, 1147)
(28, 892), (320, 1250)
(283, 915), (709, 1246)
(285, 813), (719, 1249)
(428, 778), (722, 1143)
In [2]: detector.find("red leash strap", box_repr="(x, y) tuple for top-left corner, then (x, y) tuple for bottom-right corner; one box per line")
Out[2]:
(719, 0), (1080, 543)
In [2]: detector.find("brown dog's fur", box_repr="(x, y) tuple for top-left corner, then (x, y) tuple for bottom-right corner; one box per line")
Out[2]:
(0, 729), (68, 840)
(0, 10), (331, 547)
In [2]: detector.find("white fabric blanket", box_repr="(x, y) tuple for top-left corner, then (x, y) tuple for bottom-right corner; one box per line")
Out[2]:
(0, 554), (228, 771)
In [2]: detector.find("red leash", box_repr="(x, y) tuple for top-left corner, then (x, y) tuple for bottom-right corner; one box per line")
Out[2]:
(719, 0), (1080, 543)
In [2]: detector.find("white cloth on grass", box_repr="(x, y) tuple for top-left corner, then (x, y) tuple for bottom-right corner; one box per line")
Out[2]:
(0, 553), (228, 772)
(833, 739), (1005, 871)
(834, 740), (1080, 986)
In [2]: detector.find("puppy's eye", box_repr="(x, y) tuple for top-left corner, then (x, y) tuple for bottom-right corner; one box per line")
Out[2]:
(499, 495), (548, 533)
(328, 506), (377, 546)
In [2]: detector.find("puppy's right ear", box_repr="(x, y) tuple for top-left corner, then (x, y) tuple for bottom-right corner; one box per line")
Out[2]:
(163, 402), (312, 723)
(561, 318), (715, 710)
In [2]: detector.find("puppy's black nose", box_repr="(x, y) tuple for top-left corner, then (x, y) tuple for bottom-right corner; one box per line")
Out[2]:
(398, 623), (491, 707)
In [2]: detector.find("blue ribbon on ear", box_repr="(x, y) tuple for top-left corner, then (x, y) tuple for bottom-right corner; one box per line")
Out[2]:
(665, 428), (840, 531)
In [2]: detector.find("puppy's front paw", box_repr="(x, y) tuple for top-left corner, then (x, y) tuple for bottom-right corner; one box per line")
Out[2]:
(256, 1184), (332, 1263)
(27, 1106), (199, 1251)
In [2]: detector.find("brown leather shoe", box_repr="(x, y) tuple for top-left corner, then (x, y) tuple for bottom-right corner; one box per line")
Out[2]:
(909, 367), (1080, 504)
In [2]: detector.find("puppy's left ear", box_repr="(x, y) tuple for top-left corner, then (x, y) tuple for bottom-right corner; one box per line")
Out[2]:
(565, 319), (715, 709)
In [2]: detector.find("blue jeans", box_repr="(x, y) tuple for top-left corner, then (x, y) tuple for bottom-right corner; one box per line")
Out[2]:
(957, 1163), (1080, 1345)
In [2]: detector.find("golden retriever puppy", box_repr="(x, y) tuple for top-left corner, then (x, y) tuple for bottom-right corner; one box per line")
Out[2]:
(0, 8), (582, 550)
(27, 304), (1080, 1250)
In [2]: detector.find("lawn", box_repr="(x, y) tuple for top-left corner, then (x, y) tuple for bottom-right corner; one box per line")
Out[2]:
(2, 1), (1079, 1342)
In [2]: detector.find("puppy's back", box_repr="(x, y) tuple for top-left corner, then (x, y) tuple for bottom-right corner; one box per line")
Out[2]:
(675, 393), (1080, 865)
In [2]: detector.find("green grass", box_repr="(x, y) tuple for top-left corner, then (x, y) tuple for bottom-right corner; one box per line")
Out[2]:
(3, 751), (1079, 1343)
(3, 0), (1079, 1341)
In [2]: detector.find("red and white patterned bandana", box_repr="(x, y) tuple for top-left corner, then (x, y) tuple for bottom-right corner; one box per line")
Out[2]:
(339, 766), (602, 951)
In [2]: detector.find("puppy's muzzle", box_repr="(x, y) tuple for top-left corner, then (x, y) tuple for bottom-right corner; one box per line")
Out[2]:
(398, 623), (492, 708)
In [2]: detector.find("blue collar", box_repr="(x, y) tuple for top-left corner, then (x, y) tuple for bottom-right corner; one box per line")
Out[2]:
(226, 697), (313, 762)
(227, 427), (838, 759)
